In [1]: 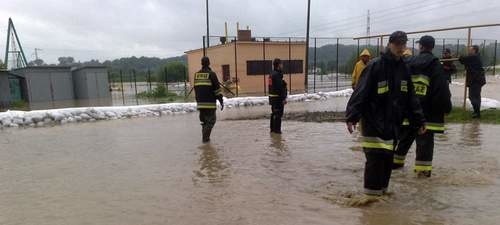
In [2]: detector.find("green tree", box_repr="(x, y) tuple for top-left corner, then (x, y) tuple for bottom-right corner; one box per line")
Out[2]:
(0, 59), (5, 69)
(28, 58), (46, 66)
(156, 61), (187, 82)
(58, 56), (76, 66)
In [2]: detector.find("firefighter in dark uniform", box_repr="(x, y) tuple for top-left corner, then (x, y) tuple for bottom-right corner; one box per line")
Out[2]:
(346, 31), (425, 196)
(393, 35), (452, 178)
(269, 58), (287, 134)
(442, 48), (457, 84)
(194, 56), (224, 143)
(459, 45), (486, 118)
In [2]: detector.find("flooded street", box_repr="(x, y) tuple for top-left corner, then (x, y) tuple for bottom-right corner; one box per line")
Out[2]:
(1, 110), (499, 225)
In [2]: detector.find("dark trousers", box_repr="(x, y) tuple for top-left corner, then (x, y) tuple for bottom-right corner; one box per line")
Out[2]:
(270, 101), (284, 133)
(394, 126), (434, 172)
(469, 84), (482, 115)
(199, 109), (216, 142)
(364, 148), (393, 196)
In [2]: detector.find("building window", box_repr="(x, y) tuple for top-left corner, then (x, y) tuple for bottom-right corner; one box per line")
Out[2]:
(283, 60), (304, 74)
(246, 60), (303, 75)
(246, 60), (272, 75)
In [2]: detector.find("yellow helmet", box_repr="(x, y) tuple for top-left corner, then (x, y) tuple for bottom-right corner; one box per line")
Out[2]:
(360, 48), (371, 57)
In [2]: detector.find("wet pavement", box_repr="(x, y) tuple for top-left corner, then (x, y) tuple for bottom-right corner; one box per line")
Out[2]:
(1, 108), (499, 225)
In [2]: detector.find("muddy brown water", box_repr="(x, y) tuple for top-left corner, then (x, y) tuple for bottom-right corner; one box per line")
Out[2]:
(1, 101), (499, 225)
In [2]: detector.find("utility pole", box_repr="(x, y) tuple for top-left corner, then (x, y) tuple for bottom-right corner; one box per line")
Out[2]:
(206, 0), (210, 48)
(366, 10), (371, 46)
(34, 48), (42, 60)
(304, 0), (311, 93)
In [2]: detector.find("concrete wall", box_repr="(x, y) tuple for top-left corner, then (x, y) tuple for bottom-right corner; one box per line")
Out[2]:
(0, 71), (11, 108)
(187, 41), (306, 95)
(72, 67), (111, 99)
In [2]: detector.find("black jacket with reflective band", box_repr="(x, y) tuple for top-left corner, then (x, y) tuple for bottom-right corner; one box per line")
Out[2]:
(194, 67), (223, 109)
(346, 50), (425, 144)
(268, 69), (288, 103)
(459, 54), (486, 87)
(404, 51), (452, 133)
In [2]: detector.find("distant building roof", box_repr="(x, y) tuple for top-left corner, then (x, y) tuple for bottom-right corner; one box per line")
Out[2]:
(185, 40), (306, 54)
(72, 66), (108, 72)
(11, 66), (72, 71)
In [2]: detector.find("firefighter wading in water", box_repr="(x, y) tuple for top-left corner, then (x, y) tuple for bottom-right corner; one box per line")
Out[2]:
(393, 35), (452, 178)
(268, 58), (288, 134)
(194, 56), (224, 143)
(346, 31), (426, 197)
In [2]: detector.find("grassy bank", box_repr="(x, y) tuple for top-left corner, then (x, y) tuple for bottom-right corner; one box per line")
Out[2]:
(446, 107), (500, 124)
(137, 85), (184, 103)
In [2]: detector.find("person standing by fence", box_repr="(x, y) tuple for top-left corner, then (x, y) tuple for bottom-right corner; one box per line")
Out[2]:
(194, 56), (224, 143)
(459, 45), (486, 118)
(442, 48), (457, 84)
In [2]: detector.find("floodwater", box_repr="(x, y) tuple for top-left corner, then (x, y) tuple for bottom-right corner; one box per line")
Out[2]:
(1, 106), (499, 225)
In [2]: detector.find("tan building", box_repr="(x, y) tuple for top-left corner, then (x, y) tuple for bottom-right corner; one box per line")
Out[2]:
(185, 30), (306, 96)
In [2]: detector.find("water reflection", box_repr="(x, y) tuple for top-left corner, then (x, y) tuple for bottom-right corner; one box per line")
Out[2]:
(459, 121), (482, 147)
(195, 144), (230, 184)
(269, 133), (288, 153)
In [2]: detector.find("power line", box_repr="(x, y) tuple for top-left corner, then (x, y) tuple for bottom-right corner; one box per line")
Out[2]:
(313, 0), (469, 36)
(315, 0), (467, 35)
(274, 0), (434, 36)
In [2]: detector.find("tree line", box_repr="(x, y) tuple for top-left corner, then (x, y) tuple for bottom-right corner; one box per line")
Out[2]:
(308, 42), (500, 75)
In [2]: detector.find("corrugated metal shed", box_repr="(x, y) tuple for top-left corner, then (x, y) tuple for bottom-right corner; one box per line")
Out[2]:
(72, 66), (111, 99)
(11, 66), (74, 103)
(0, 70), (10, 108)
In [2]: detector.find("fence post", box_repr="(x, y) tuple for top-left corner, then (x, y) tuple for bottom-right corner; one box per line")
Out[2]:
(203, 36), (206, 57)
(336, 38), (339, 91)
(357, 39), (360, 56)
(129, 70), (133, 89)
(442, 38), (446, 55)
(376, 37), (380, 56)
(493, 40), (497, 76)
(482, 39), (486, 56)
(107, 70), (111, 94)
(262, 38), (266, 96)
(313, 38), (317, 93)
(133, 69), (138, 105)
(412, 38), (415, 55)
(183, 65), (187, 97)
(288, 37), (292, 95)
(147, 69), (152, 91)
(164, 66), (168, 93)
(234, 37), (239, 97)
(119, 70), (125, 105)
(456, 39), (460, 56)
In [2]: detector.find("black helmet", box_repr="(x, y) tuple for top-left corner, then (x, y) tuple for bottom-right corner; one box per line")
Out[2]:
(201, 56), (210, 67)
(273, 58), (282, 68)
(416, 35), (435, 49)
(389, 31), (408, 44)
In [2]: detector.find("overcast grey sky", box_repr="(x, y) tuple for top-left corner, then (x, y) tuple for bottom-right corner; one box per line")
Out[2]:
(1, 0), (499, 63)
